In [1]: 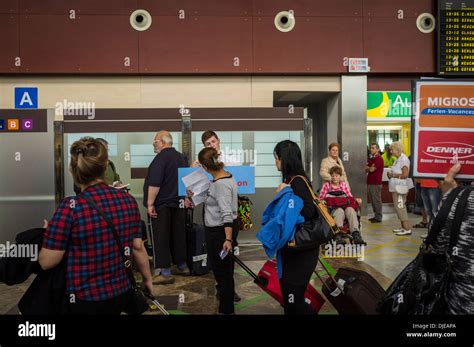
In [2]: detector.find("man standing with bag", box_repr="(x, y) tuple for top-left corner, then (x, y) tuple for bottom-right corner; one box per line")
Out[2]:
(366, 143), (384, 223)
(143, 131), (190, 285)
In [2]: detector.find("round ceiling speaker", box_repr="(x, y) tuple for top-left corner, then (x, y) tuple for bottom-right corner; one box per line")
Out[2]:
(274, 11), (296, 33)
(416, 13), (436, 34)
(130, 9), (152, 32)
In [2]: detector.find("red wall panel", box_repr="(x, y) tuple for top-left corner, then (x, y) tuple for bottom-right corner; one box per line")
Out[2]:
(20, 15), (139, 73)
(253, 16), (363, 72)
(364, 0), (435, 17)
(363, 17), (435, 73)
(0, 0), (438, 74)
(0, 0), (18, 14)
(20, 0), (137, 15)
(253, 0), (362, 17)
(139, 0), (252, 16)
(0, 14), (20, 73)
(140, 16), (252, 73)
(368, 77), (418, 91)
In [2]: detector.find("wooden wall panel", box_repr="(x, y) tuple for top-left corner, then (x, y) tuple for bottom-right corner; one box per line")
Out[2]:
(253, 16), (363, 72)
(20, 15), (139, 73)
(0, 0), (437, 74)
(364, 17), (435, 73)
(139, 0), (252, 16)
(139, 16), (252, 73)
(364, 0), (435, 17)
(20, 0), (137, 15)
(367, 77), (418, 91)
(0, 0), (18, 14)
(253, 0), (362, 17)
(0, 14), (20, 73)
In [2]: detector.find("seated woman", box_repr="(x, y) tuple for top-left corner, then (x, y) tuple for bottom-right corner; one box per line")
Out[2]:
(319, 166), (366, 245)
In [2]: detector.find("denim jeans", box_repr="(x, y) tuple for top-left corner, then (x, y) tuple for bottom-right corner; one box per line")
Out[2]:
(420, 187), (441, 221)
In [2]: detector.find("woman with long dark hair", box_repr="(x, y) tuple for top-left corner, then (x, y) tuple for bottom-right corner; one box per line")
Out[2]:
(273, 140), (319, 314)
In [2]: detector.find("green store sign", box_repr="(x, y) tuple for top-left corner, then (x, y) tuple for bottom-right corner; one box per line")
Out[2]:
(367, 91), (411, 118)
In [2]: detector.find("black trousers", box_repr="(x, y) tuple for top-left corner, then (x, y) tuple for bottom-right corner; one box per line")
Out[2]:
(279, 246), (319, 315)
(205, 222), (238, 314)
(66, 290), (132, 315)
(150, 207), (186, 269)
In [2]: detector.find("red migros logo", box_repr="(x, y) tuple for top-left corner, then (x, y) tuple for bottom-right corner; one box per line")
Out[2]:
(423, 142), (474, 160)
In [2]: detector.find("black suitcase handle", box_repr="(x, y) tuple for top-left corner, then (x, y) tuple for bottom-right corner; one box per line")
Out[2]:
(231, 254), (267, 286)
(314, 257), (345, 294)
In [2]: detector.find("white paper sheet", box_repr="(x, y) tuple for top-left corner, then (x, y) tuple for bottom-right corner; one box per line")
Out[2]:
(182, 169), (210, 206)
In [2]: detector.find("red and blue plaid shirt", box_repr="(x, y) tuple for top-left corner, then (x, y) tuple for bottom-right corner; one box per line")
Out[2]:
(43, 183), (142, 301)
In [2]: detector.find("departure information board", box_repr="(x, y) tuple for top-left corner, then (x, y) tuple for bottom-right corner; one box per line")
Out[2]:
(438, 0), (474, 76)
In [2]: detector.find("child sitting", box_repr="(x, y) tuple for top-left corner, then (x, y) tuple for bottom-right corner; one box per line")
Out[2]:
(319, 166), (366, 245)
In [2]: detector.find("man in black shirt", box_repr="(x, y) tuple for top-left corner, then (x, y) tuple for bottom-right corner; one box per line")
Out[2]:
(144, 131), (189, 284)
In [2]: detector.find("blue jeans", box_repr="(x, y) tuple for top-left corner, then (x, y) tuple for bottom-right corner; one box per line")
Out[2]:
(420, 187), (441, 221)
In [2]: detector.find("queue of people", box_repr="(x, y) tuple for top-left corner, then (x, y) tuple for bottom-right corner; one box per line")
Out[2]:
(31, 131), (470, 316)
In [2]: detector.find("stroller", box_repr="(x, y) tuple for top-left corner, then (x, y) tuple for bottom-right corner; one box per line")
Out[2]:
(323, 190), (366, 245)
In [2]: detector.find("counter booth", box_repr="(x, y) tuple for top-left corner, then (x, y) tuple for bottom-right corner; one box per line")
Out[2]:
(53, 107), (311, 244)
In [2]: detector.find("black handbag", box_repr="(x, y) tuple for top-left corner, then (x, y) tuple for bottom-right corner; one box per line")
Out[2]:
(287, 176), (339, 251)
(83, 195), (150, 315)
(377, 186), (471, 315)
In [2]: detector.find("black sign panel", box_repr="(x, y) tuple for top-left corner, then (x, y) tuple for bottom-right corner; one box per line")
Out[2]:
(0, 109), (48, 133)
(438, 0), (474, 76)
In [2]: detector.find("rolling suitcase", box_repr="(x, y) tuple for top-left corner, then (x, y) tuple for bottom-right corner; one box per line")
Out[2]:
(233, 255), (325, 313)
(185, 209), (210, 275)
(315, 258), (384, 314)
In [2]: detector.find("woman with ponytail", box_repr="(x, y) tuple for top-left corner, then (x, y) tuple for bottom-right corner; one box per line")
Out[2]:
(196, 147), (238, 314)
(39, 137), (153, 314)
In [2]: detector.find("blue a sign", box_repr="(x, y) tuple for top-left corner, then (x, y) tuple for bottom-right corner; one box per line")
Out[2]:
(15, 88), (38, 109)
(178, 166), (255, 196)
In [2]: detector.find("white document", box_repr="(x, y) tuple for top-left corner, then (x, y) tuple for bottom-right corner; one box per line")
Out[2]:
(182, 169), (210, 206)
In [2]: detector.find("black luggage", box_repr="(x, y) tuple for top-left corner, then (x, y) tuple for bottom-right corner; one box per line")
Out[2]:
(185, 209), (210, 276)
(316, 258), (385, 314)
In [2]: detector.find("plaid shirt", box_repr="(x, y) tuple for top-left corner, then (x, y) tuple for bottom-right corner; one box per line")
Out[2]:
(43, 183), (142, 301)
(319, 181), (353, 200)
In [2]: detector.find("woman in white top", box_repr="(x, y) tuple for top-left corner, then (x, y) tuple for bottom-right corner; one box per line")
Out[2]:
(387, 141), (414, 236)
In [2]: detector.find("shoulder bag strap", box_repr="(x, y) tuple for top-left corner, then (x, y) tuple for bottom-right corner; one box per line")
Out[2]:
(425, 186), (465, 246)
(288, 175), (340, 232)
(82, 194), (138, 289)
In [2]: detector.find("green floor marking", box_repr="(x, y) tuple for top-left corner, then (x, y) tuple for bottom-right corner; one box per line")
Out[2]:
(234, 268), (251, 277)
(168, 309), (190, 315)
(235, 293), (271, 311)
(319, 258), (337, 276)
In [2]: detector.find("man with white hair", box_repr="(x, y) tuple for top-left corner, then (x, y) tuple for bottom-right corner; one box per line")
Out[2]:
(143, 131), (189, 284)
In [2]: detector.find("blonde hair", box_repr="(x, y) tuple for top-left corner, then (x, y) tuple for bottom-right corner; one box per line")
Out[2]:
(390, 141), (404, 153)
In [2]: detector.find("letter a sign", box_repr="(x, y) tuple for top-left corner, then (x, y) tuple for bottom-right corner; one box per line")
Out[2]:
(15, 87), (38, 109)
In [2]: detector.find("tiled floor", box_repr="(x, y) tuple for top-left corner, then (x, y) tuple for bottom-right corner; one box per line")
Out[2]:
(0, 210), (426, 315)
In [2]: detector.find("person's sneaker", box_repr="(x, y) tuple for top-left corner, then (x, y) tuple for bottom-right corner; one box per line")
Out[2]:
(420, 233), (428, 239)
(369, 218), (382, 223)
(392, 228), (403, 233)
(172, 266), (190, 276)
(351, 230), (367, 245)
(233, 292), (241, 303)
(395, 229), (412, 236)
(152, 274), (175, 285)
